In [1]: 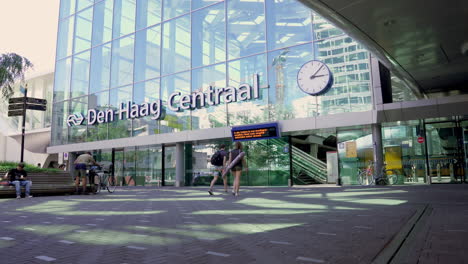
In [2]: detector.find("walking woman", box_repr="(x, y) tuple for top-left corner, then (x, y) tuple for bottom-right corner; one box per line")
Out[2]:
(225, 142), (247, 196)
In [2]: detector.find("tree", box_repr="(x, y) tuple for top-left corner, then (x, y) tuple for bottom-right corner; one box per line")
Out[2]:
(0, 53), (33, 98)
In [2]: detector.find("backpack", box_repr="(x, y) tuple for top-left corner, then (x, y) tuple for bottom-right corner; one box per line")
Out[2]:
(210, 151), (224, 166)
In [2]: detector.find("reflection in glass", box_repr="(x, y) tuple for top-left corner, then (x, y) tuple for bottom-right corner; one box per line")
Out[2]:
(56, 16), (74, 60)
(192, 0), (222, 10)
(69, 96), (88, 143)
(191, 63), (227, 130)
(267, 44), (316, 121)
(227, 54), (269, 126)
(136, 0), (161, 30)
(92, 0), (113, 46)
(312, 13), (344, 41)
(74, 7), (93, 54)
(51, 100), (69, 145)
(76, 0), (93, 12)
(112, 0), (136, 39)
(162, 15), (190, 75)
(59, 0), (76, 19)
(70, 51), (91, 98)
(110, 35), (135, 88)
(123, 147), (136, 186)
(227, 0), (266, 60)
(90, 43), (112, 93)
(108, 85), (133, 139)
(163, 0), (190, 20)
(266, 0), (312, 51)
(134, 25), (161, 82)
(87, 91), (109, 142)
(191, 2), (225, 68)
(133, 78), (160, 136)
(164, 146), (176, 186)
(54, 58), (72, 102)
(160, 71), (191, 133)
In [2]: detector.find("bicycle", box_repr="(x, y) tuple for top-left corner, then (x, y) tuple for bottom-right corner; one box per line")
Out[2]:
(358, 162), (398, 186)
(90, 165), (117, 193)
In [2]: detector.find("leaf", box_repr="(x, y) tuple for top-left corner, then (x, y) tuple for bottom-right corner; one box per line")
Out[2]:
(0, 53), (33, 99)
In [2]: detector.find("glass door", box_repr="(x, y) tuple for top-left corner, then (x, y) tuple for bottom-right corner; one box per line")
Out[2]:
(113, 149), (125, 186)
(425, 122), (465, 183)
(462, 121), (468, 182)
(163, 145), (176, 186)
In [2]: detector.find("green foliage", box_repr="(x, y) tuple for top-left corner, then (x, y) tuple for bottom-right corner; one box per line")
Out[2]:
(0, 161), (62, 174)
(0, 53), (33, 98)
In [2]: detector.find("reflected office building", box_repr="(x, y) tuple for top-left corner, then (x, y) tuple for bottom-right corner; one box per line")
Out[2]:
(49, 0), (468, 187)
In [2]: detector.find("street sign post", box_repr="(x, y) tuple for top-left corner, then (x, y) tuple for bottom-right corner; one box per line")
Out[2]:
(7, 88), (48, 162)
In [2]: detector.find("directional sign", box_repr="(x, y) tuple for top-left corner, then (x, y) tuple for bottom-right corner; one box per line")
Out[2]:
(8, 97), (47, 105)
(26, 97), (47, 105)
(26, 104), (47, 111)
(8, 104), (25, 110)
(8, 97), (25, 104)
(8, 110), (23, 117)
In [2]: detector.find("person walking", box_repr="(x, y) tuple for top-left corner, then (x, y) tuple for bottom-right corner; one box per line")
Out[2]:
(224, 142), (247, 197)
(5, 163), (32, 198)
(208, 144), (228, 195)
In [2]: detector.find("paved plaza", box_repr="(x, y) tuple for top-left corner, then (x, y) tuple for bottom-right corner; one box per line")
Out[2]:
(0, 185), (467, 264)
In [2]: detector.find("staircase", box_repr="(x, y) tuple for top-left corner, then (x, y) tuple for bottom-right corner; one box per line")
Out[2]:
(269, 138), (328, 184)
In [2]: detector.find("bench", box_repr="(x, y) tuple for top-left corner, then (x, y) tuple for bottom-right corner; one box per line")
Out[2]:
(0, 172), (75, 197)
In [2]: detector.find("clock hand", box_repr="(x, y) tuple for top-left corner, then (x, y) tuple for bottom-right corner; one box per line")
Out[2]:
(310, 65), (324, 78)
(309, 74), (327, 80)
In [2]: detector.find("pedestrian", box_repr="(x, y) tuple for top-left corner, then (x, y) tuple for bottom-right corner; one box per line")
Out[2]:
(74, 152), (98, 194)
(5, 163), (32, 199)
(208, 144), (228, 195)
(223, 142), (247, 197)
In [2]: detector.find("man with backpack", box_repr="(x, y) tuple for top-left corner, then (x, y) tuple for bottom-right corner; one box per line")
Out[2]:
(208, 144), (228, 195)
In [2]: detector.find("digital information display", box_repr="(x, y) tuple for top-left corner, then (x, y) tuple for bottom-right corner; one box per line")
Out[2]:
(231, 123), (280, 142)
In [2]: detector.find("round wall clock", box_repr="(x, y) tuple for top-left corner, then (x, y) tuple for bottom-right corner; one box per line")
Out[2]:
(297, 60), (333, 96)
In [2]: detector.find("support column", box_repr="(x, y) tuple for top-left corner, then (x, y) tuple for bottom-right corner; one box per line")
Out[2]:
(175, 143), (185, 187)
(372, 123), (384, 179)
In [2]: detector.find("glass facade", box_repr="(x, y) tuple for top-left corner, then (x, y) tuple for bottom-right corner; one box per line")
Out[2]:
(52, 0), (373, 145)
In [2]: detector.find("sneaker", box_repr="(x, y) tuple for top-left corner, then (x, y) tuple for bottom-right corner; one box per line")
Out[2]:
(208, 190), (214, 196)
(235, 192), (239, 197)
(16, 196), (21, 199)
(232, 191), (235, 196)
(26, 195), (33, 198)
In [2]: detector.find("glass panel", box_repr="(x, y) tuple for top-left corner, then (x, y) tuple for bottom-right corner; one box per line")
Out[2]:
(164, 146), (176, 186)
(89, 43), (112, 93)
(337, 126), (373, 185)
(227, 53), (269, 126)
(87, 91), (109, 142)
(76, 0), (94, 12)
(74, 7), (93, 54)
(266, 0), (312, 51)
(163, 0), (190, 20)
(59, 0), (76, 19)
(426, 122), (464, 183)
(54, 58), (72, 102)
(316, 38), (372, 115)
(382, 121), (427, 184)
(133, 78), (160, 136)
(149, 146), (163, 186)
(112, 0), (136, 39)
(227, 0), (266, 60)
(51, 100), (69, 145)
(267, 43), (316, 121)
(160, 71), (191, 133)
(134, 25), (161, 82)
(114, 150), (125, 186)
(56, 16), (74, 59)
(108, 85), (133, 139)
(162, 15), (190, 75)
(110, 34), (135, 88)
(92, 0), (113, 46)
(135, 146), (149, 186)
(191, 2), (225, 68)
(312, 12), (344, 41)
(192, 0), (222, 10)
(124, 147), (137, 186)
(69, 96), (88, 143)
(70, 51), (91, 98)
(191, 63), (227, 130)
(136, 0), (162, 30)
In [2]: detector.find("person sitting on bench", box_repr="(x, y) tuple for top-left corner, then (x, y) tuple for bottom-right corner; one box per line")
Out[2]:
(5, 163), (32, 199)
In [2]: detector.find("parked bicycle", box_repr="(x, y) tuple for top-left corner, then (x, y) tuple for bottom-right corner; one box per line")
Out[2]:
(358, 162), (398, 186)
(89, 163), (117, 193)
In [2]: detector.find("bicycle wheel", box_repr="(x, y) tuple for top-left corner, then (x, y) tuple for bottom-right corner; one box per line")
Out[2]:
(385, 170), (398, 185)
(107, 175), (117, 193)
(358, 171), (371, 186)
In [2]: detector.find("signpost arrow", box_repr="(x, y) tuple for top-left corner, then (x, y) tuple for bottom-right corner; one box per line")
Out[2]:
(26, 97), (47, 105)
(8, 97), (25, 104)
(8, 104), (25, 110)
(8, 110), (24, 117)
(25, 104), (47, 111)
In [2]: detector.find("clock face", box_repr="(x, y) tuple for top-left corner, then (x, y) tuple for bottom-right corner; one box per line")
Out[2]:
(297, 60), (333, 96)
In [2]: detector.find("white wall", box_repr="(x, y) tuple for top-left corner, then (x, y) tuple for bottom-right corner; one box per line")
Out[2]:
(0, 132), (49, 166)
